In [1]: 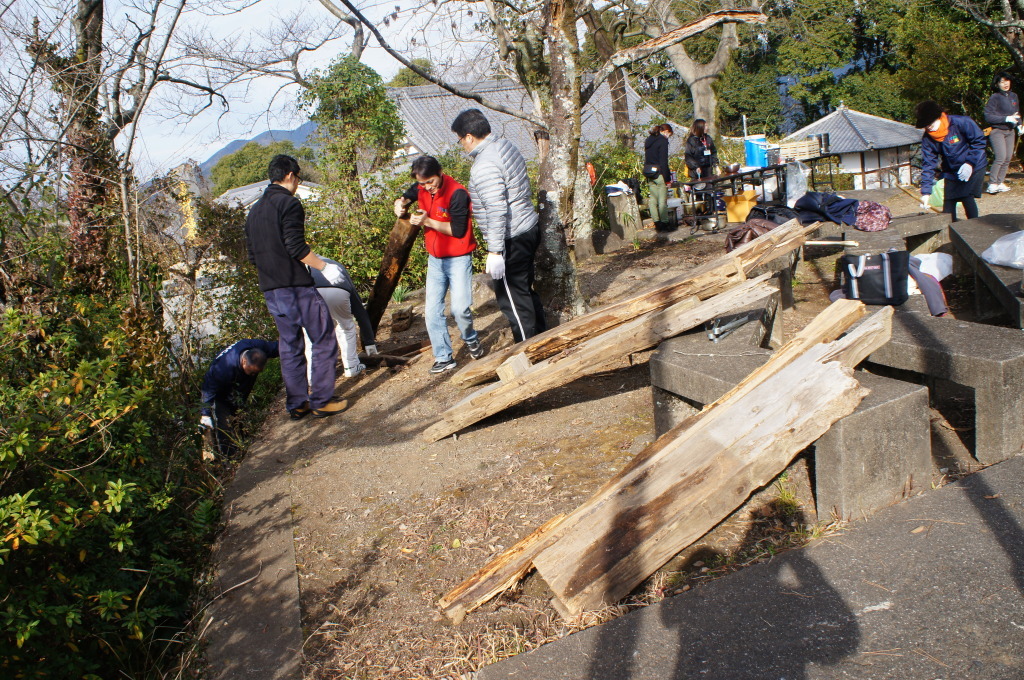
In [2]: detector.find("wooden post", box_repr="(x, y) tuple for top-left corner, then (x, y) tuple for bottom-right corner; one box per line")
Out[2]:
(366, 216), (421, 332)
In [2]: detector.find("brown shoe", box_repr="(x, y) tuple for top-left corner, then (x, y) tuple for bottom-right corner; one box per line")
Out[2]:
(289, 401), (311, 420)
(311, 399), (348, 418)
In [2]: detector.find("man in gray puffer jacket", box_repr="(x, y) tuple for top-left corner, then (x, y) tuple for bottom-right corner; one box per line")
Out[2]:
(452, 109), (547, 342)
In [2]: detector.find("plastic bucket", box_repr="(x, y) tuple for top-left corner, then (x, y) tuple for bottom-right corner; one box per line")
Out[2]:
(744, 136), (769, 168)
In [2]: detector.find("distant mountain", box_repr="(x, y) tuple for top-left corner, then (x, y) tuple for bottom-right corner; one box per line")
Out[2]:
(198, 121), (319, 177)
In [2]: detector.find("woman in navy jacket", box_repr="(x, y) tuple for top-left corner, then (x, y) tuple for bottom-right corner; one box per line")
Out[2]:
(983, 71), (1020, 193)
(915, 101), (987, 221)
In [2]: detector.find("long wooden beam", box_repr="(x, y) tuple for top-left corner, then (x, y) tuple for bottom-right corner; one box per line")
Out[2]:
(531, 304), (893, 615)
(451, 219), (818, 388)
(424, 275), (776, 442)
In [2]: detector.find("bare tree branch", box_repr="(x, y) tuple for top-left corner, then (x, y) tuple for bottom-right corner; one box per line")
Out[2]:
(580, 8), (766, 105)
(334, 0), (548, 127)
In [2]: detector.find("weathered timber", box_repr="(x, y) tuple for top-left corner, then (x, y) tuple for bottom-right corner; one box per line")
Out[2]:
(437, 300), (889, 622)
(437, 514), (566, 625)
(496, 353), (532, 383)
(367, 217), (421, 332)
(424, 276), (775, 442)
(451, 219), (819, 388)
(531, 304), (893, 615)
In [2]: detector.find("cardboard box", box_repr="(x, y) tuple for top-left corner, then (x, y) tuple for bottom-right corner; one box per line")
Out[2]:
(724, 189), (757, 223)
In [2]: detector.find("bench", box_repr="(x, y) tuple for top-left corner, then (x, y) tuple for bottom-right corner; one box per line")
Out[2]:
(865, 306), (1024, 464)
(650, 305), (932, 520)
(814, 211), (952, 255)
(948, 214), (1024, 328)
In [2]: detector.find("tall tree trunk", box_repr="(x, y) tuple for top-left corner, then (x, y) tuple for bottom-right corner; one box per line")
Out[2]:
(661, 23), (737, 136)
(582, 11), (632, 146)
(534, 0), (587, 319)
(30, 0), (118, 285)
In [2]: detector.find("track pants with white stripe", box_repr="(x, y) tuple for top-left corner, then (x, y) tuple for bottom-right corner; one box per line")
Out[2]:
(495, 222), (547, 343)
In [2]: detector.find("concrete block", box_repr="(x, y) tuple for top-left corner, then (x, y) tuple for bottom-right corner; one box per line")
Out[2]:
(814, 372), (930, 520)
(652, 323), (935, 520)
(845, 227), (903, 256)
(866, 309), (1024, 464)
(949, 216), (1024, 328)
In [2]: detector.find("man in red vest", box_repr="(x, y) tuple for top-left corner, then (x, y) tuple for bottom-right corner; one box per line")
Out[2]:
(393, 156), (486, 373)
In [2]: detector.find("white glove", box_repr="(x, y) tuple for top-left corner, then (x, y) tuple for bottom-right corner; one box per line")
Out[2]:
(485, 252), (505, 280)
(1007, 115), (1021, 123)
(957, 164), (972, 182)
(919, 195), (932, 212)
(364, 344), (379, 355)
(393, 198), (407, 218)
(321, 262), (346, 286)
(200, 415), (214, 430)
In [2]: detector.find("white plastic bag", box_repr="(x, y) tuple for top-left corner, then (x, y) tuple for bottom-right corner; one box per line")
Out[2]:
(907, 252), (953, 295)
(785, 161), (810, 208)
(981, 231), (1024, 269)
(914, 253), (953, 281)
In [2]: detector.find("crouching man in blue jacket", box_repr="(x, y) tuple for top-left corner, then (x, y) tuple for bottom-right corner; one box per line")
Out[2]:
(200, 339), (279, 457)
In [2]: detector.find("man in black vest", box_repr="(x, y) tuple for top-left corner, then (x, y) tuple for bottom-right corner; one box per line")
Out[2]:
(244, 154), (347, 419)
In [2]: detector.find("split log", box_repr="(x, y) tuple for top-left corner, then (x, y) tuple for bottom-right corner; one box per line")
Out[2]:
(436, 514), (566, 625)
(366, 217), (421, 332)
(437, 300), (891, 621)
(531, 303), (893, 615)
(451, 219), (818, 388)
(423, 274), (776, 442)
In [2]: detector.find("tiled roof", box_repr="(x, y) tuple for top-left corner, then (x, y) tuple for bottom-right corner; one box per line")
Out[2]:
(388, 78), (671, 159)
(782, 105), (921, 154)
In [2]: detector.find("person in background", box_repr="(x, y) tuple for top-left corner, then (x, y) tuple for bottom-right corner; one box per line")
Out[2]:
(244, 154), (347, 419)
(683, 119), (718, 181)
(306, 257), (375, 380)
(915, 101), (987, 221)
(451, 109), (546, 344)
(200, 339), (279, 456)
(984, 71), (1020, 194)
(393, 155), (485, 374)
(643, 123), (674, 232)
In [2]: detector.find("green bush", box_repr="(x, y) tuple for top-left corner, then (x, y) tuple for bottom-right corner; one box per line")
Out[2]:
(0, 186), (278, 677)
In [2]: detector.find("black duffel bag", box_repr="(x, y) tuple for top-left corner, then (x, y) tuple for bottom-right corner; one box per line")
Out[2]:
(839, 250), (910, 306)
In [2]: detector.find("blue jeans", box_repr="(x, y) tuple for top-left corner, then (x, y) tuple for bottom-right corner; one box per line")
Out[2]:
(425, 254), (478, 361)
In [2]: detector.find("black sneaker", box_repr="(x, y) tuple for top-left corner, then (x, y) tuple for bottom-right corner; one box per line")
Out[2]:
(289, 402), (311, 420)
(430, 358), (457, 374)
(465, 339), (486, 360)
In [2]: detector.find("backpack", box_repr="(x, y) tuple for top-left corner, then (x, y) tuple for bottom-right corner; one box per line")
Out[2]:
(747, 204), (800, 225)
(839, 250), (910, 306)
(854, 201), (892, 232)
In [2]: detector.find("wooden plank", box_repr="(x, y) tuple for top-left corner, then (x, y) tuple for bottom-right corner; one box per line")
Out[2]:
(435, 301), (889, 623)
(496, 353), (531, 383)
(437, 514), (566, 625)
(423, 276), (775, 442)
(366, 217), (421, 332)
(451, 219), (819, 389)
(531, 305), (893, 615)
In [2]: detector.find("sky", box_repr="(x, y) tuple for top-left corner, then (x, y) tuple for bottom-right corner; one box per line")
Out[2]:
(128, 0), (406, 180)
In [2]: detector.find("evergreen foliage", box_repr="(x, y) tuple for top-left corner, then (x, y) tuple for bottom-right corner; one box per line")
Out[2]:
(0, 182), (275, 678)
(210, 140), (319, 197)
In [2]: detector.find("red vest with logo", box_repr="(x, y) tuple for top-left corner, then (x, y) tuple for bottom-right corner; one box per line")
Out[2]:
(418, 175), (476, 258)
